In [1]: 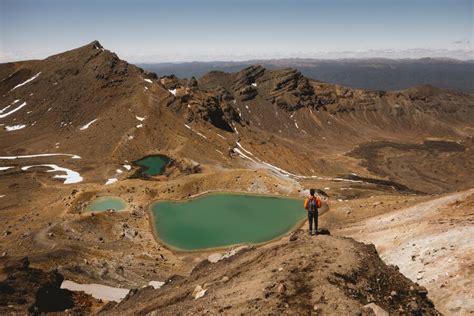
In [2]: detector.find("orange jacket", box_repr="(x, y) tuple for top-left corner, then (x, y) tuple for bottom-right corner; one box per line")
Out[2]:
(304, 195), (321, 210)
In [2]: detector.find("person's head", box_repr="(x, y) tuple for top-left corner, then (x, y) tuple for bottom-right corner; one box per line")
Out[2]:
(309, 189), (315, 196)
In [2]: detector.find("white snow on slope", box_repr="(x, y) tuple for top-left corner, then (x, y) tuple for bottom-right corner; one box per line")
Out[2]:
(169, 89), (177, 96)
(208, 246), (248, 263)
(196, 131), (207, 139)
(135, 116), (146, 121)
(136, 124), (143, 128)
(143, 78), (152, 83)
(216, 133), (226, 140)
(11, 72), (41, 91)
(5, 124), (26, 131)
(0, 166), (14, 171)
(79, 119), (98, 130)
(184, 124), (207, 139)
(0, 99), (19, 113)
(236, 142), (254, 156)
(105, 178), (118, 185)
(0, 153), (81, 160)
(0, 101), (26, 118)
(232, 141), (368, 183)
(233, 148), (257, 163)
(123, 164), (132, 171)
(148, 281), (165, 289)
(61, 280), (129, 303)
(251, 82), (257, 87)
(232, 123), (239, 134)
(21, 164), (83, 184)
(116, 169), (123, 174)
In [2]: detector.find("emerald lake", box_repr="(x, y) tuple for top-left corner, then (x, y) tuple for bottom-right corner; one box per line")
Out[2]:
(133, 155), (171, 176)
(150, 193), (305, 251)
(86, 196), (127, 212)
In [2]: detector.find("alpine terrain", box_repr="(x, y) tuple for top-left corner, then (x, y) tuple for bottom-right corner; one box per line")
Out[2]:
(0, 41), (473, 315)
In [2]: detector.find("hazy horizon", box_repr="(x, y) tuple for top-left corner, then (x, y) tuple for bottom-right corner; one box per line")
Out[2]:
(1, 0), (472, 63)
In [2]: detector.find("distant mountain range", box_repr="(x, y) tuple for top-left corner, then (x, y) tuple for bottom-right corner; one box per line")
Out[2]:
(139, 58), (474, 93)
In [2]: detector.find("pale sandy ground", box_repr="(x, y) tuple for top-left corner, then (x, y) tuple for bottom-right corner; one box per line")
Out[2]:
(338, 189), (474, 315)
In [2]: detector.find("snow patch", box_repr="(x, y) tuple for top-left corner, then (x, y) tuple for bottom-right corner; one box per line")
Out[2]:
(123, 164), (132, 170)
(251, 82), (257, 87)
(79, 119), (97, 130)
(148, 281), (165, 289)
(5, 124), (26, 131)
(208, 246), (248, 263)
(11, 72), (41, 91)
(196, 132), (207, 139)
(168, 89), (177, 96)
(116, 169), (123, 174)
(184, 124), (206, 139)
(21, 164), (83, 184)
(0, 101), (26, 118)
(143, 78), (152, 83)
(135, 116), (146, 121)
(233, 148), (257, 163)
(193, 286), (207, 300)
(216, 133), (226, 140)
(0, 166), (14, 171)
(61, 280), (129, 303)
(236, 142), (254, 156)
(0, 153), (81, 160)
(105, 178), (118, 185)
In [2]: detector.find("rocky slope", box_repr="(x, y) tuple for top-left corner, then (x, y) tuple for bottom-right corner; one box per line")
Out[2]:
(101, 231), (439, 315)
(333, 189), (474, 315)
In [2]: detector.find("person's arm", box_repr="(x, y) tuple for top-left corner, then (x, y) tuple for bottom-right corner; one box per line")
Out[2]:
(303, 198), (309, 209)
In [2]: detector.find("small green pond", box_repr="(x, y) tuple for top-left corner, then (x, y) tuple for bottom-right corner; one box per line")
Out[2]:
(133, 155), (171, 176)
(86, 196), (127, 212)
(150, 193), (305, 251)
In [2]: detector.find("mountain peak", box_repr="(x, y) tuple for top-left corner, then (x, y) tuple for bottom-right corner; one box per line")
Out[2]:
(90, 40), (103, 50)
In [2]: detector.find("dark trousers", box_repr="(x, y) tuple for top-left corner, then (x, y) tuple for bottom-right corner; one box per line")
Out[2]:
(308, 210), (318, 232)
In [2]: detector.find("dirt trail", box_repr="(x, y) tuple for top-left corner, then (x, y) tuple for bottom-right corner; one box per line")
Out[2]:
(338, 189), (474, 315)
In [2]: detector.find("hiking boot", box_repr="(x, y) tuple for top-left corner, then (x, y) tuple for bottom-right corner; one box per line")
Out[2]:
(308, 230), (312, 236)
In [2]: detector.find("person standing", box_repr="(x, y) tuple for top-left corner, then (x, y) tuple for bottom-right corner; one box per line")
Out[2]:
(304, 189), (322, 235)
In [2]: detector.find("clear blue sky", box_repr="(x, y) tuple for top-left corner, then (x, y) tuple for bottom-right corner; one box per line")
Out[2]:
(0, 0), (472, 62)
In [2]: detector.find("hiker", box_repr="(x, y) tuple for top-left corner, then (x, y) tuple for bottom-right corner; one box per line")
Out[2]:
(304, 189), (322, 235)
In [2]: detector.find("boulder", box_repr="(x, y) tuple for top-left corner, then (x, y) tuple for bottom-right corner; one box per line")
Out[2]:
(362, 303), (389, 316)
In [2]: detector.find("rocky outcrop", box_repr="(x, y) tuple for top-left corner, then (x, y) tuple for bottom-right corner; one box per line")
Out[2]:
(268, 69), (318, 111)
(232, 65), (265, 101)
(185, 95), (240, 132)
(0, 257), (98, 314)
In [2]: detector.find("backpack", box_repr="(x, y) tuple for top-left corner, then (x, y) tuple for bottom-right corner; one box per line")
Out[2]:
(306, 196), (321, 211)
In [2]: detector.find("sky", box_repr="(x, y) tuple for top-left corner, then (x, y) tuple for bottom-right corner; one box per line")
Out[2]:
(0, 0), (472, 62)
